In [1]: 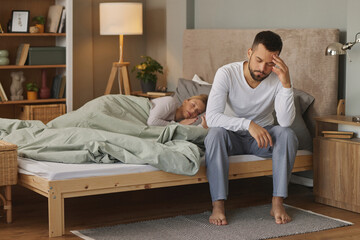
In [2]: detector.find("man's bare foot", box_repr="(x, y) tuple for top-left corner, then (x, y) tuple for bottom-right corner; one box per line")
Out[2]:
(270, 196), (291, 224)
(209, 200), (228, 226)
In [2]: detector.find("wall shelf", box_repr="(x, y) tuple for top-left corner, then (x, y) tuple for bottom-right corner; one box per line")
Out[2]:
(0, 65), (66, 69)
(0, 33), (66, 37)
(0, 98), (66, 105)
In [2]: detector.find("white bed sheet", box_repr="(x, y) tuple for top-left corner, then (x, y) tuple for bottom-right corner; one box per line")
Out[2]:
(18, 150), (312, 181)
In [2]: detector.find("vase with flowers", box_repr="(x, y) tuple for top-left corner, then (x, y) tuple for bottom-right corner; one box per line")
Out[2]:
(132, 56), (163, 93)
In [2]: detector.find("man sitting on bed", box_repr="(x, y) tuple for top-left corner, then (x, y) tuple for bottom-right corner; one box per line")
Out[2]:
(205, 31), (298, 226)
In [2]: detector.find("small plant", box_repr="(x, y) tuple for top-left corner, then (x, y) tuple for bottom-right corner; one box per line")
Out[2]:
(132, 56), (163, 83)
(26, 82), (39, 92)
(32, 16), (46, 25)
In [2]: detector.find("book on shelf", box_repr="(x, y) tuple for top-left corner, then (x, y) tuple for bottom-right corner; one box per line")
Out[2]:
(0, 82), (8, 101)
(58, 9), (66, 33)
(146, 91), (171, 96)
(58, 75), (66, 98)
(15, 43), (30, 66)
(51, 74), (63, 98)
(322, 130), (354, 139)
(46, 5), (64, 33)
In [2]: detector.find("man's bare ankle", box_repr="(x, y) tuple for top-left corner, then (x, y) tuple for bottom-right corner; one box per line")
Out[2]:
(212, 200), (225, 208)
(272, 196), (284, 204)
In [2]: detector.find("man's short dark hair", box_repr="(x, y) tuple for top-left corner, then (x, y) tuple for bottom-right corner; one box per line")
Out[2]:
(252, 31), (283, 54)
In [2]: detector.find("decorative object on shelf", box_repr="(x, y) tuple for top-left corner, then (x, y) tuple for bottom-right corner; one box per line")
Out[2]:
(29, 26), (40, 33)
(0, 24), (4, 33)
(46, 5), (64, 33)
(58, 75), (66, 98)
(10, 10), (30, 33)
(15, 43), (30, 66)
(7, 19), (12, 33)
(39, 70), (51, 99)
(100, 2), (143, 95)
(352, 116), (360, 123)
(32, 16), (45, 33)
(26, 82), (39, 100)
(27, 46), (65, 65)
(336, 99), (345, 116)
(0, 82), (8, 101)
(132, 56), (164, 93)
(326, 32), (360, 56)
(156, 86), (168, 92)
(51, 74), (64, 99)
(0, 50), (9, 65)
(58, 9), (66, 33)
(10, 71), (25, 101)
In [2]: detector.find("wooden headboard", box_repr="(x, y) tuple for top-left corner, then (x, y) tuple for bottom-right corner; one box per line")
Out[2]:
(183, 29), (339, 136)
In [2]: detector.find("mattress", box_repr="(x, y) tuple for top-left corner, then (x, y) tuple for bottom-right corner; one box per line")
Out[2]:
(18, 150), (312, 181)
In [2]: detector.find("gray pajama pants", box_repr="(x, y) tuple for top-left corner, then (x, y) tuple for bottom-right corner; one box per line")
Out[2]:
(204, 125), (298, 202)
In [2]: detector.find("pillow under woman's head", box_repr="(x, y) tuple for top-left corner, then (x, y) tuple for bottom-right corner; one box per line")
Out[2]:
(174, 78), (212, 125)
(174, 78), (212, 105)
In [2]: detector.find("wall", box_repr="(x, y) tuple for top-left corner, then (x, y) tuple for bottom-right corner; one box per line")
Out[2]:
(73, 0), (94, 110)
(165, 0), (187, 91)
(144, 0), (167, 89)
(345, 0), (360, 116)
(194, 0), (346, 30)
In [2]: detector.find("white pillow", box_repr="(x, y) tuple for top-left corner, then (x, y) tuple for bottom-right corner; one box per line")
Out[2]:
(192, 74), (212, 85)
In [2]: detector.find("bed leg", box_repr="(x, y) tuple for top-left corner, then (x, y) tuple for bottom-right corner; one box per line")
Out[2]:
(48, 188), (65, 237)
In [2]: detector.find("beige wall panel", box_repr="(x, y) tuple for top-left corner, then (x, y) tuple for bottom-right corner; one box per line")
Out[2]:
(73, 0), (94, 110)
(144, 0), (167, 89)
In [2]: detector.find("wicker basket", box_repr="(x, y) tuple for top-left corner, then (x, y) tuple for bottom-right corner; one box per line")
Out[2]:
(0, 141), (18, 186)
(15, 104), (66, 124)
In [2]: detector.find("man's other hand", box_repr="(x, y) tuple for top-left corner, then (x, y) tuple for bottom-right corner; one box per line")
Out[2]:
(248, 121), (273, 148)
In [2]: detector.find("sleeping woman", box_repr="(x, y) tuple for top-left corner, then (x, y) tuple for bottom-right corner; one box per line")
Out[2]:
(147, 94), (208, 128)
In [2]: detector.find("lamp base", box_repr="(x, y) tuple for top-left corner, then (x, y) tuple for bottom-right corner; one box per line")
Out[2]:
(104, 62), (131, 95)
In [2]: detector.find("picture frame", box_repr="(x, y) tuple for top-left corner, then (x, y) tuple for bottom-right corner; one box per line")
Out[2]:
(11, 10), (30, 33)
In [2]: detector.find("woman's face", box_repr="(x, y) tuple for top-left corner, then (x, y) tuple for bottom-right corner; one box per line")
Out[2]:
(182, 99), (206, 119)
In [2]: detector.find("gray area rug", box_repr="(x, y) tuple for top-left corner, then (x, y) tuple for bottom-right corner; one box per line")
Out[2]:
(72, 204), (353, 240)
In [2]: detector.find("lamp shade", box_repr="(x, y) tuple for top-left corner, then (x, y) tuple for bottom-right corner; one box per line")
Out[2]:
(325, 42), (346, 56)
(100, 2), (143, 35)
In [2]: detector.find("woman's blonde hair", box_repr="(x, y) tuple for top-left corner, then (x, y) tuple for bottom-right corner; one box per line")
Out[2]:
(187, 94), (208, 107)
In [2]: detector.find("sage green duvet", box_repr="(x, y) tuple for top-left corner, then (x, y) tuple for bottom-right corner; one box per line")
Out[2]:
(0, 95), (208, 176)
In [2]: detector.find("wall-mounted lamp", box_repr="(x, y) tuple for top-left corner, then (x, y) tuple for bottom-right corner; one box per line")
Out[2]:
(325, 32), (360, 56)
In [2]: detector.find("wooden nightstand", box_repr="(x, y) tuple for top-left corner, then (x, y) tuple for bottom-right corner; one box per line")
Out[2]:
(0, 141), (18, 223)
(131, 91), (174, 99)
(313, 115), (360, 213)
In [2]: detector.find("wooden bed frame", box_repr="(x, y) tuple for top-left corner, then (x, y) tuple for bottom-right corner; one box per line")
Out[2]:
(17, 29), (340, 237)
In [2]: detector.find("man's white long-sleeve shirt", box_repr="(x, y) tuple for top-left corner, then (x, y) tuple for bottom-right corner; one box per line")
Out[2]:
(206, 61), (295, 131)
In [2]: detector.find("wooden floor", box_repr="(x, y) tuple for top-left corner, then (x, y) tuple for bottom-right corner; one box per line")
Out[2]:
(0, 176), (359, 240)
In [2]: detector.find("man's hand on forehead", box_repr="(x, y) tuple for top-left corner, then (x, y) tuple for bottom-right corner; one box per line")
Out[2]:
(271, 55), (291, 88)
